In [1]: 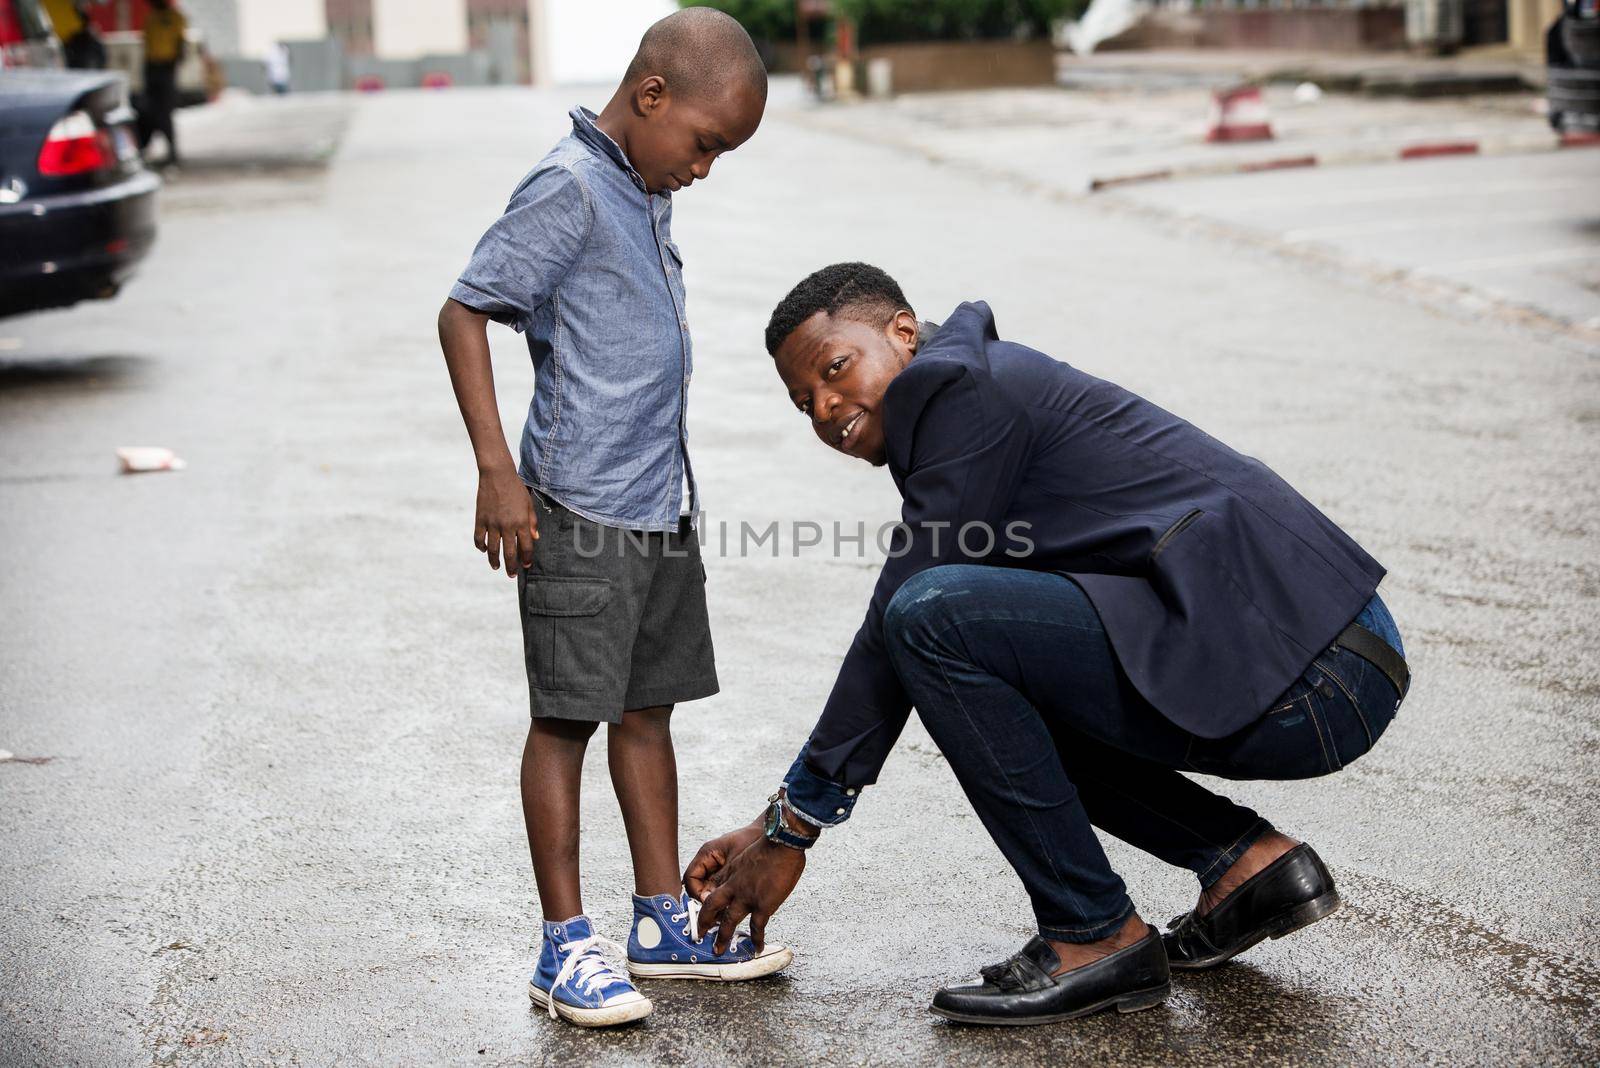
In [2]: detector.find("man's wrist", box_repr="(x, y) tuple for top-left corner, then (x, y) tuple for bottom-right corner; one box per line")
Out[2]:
(777, 791), (819, 839)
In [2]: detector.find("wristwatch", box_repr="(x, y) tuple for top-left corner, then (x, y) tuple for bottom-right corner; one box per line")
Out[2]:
(764, 791), (816, 851)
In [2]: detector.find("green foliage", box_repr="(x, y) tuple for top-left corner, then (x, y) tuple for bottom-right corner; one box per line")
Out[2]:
(676, 0), (797, 43)
(832, 0), (1079, 44)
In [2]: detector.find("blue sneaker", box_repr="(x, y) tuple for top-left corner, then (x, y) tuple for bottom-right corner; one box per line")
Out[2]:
(626, 891), (793, 981)
(528, 915), (652, 1027)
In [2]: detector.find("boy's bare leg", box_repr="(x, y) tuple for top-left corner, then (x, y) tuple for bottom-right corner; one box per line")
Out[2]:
(522, 718), (598, 921)
(608, 705), (682, 898)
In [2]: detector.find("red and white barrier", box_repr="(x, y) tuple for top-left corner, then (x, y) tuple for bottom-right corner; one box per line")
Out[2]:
(1206, 86), (1274, 144)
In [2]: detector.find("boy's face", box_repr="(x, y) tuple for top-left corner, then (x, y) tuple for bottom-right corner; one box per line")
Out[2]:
(773, 310), (918, 467)
(629, 80), (764, 194)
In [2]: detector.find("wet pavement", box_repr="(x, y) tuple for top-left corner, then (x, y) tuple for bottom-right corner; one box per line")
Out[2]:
(1, 84), (1597, 1065)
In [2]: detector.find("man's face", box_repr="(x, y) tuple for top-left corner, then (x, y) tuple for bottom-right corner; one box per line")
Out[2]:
(630, 81), (764, 194)
(773, 310), (918, 467)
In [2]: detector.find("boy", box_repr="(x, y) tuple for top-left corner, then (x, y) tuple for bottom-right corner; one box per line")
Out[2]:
(437, 10), (786, 1028)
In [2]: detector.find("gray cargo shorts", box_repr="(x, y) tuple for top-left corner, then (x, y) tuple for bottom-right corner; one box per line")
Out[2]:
(516, 489), (719, 723)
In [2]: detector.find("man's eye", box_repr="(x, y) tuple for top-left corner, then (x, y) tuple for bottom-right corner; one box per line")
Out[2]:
(827, 359), (846, 377)
(797, 402), (810, 416)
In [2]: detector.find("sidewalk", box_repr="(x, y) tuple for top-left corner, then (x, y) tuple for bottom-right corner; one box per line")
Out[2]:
(1057, 46), (1544, 94)
(172, 90), (354, 173)
(795, 83), (1575, 194)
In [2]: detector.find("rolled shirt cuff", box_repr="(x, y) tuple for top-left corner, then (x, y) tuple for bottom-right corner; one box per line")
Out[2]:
(782, 746), (861, 828)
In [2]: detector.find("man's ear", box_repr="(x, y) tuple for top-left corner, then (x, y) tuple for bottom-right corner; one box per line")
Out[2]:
(632, 75), (667, 117)
(889, 309), (919, 358)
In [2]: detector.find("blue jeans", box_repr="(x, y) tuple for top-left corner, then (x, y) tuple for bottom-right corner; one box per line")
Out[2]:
(882, 565), (1404, 943)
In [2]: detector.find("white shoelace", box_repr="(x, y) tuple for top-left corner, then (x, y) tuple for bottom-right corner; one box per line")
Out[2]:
(671, 897), (707, 943)
(546, 934), (630, 1017)
(670, 897), (745, 951)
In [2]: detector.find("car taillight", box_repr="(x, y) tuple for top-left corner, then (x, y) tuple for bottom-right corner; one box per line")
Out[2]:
(37, 110), (115, 177)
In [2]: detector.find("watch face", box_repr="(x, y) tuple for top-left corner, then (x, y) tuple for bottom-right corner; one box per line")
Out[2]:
(764, 801), (781, 838)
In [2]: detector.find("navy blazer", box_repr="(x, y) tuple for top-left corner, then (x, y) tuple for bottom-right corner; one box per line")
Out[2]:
(803, 301), (1386, 790)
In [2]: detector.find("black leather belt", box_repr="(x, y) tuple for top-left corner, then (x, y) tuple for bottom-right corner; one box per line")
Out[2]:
(1332, 623), (1410, 700)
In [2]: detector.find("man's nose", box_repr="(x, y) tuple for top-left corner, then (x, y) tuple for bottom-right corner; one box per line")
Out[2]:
(810, 392), (838, 426)
(691, 159), (712, 180)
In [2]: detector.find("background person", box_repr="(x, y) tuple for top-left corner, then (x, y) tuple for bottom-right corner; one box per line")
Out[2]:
(139, 0), (187, 168)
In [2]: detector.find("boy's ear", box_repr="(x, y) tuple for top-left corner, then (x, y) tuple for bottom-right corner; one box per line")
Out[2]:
(632, 75), (668, 117)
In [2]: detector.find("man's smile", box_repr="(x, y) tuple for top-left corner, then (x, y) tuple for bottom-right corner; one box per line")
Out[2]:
(834, 410), (866, 449)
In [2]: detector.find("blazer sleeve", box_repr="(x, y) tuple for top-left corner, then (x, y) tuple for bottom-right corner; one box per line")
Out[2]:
(784, 356), (1033, 826)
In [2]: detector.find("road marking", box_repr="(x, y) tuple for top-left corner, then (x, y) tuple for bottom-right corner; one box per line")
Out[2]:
(1422, 246), (1600, 273)
(1284, 209), (1586, 243)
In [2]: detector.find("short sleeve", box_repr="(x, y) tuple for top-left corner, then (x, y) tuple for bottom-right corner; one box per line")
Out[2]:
(449, 166), (592, 332)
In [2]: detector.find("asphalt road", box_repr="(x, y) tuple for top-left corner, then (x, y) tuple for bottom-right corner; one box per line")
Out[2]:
(2, 86), (1597, 1066)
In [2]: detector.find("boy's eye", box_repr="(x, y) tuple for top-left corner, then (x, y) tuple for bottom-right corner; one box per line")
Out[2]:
(826, 358), (846, 377)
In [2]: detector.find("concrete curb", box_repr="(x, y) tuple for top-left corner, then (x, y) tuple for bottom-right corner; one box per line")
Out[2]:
(1086, 131), (1600, 192)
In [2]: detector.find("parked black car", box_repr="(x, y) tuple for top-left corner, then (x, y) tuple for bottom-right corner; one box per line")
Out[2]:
(0, 67), (159, 318)
(1548, 0), (1600, 133)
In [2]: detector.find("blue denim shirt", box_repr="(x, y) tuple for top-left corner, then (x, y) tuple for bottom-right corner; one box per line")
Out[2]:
(450, 107), (696, 531)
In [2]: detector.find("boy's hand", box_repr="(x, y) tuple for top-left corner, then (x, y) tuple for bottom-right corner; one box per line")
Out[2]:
(475, 465), (538, 577)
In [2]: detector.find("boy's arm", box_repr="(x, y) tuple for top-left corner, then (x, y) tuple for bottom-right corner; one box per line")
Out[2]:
(437, 297), (537, 578)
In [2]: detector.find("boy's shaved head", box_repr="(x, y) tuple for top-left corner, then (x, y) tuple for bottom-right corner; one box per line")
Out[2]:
(623, 7), (767, 103)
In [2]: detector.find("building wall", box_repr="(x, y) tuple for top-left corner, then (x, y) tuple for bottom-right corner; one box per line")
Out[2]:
(466, 0), (531, 83)
(373, 0), (467, 58)
(544, 0), (673, 84)
(237, 0), (326, 58)
(182, 0), (242, 56)
(325, 0), (374, 55)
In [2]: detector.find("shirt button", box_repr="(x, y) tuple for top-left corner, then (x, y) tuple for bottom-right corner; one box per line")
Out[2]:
(845, 789), (856, 796)
(835, 808), (846, 816)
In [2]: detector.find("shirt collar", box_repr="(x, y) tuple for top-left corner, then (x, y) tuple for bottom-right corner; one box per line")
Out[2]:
(569, 106), (656, 195)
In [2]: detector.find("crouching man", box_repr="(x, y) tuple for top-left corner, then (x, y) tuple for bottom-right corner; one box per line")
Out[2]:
(685, 263), (1410, 1026)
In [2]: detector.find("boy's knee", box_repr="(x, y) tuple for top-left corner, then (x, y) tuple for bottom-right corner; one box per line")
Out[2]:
(613, 705), (674, 738)
(530, 717), (599, 745)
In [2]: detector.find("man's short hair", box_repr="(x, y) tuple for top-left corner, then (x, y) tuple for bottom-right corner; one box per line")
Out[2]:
(765, 262), (915, 356)
(623, 7), (767, 104)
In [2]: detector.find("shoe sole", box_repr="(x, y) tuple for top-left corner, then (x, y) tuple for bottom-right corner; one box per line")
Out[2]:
(928, 981), (1171, 1027)
(527, 982), (652, 1027)
(627, 944), (793, 981)
(1168, 890), (1342, 972)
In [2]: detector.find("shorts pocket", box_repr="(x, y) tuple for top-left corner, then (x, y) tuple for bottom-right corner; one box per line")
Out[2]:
(521, 576), (614, 692)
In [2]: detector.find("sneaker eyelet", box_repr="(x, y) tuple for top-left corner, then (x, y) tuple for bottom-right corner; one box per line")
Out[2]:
(671, 954), (678, 961)
(690, 955), (697, 963)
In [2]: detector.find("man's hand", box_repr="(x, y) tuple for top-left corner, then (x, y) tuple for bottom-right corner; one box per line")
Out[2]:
(475, 465), (537, 577)
(695, 837), (806, 955)
(683, 819), (764, 902)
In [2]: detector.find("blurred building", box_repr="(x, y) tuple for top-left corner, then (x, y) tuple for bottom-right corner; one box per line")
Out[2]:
(1126, 0), (1561, 54)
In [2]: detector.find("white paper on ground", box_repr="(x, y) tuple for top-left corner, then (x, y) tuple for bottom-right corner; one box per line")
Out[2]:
(116, 446), (187, 473)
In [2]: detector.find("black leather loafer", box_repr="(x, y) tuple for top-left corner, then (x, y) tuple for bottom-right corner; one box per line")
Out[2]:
(929, 926), (1170, 1026)
(1164, 842), (1341, 971)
